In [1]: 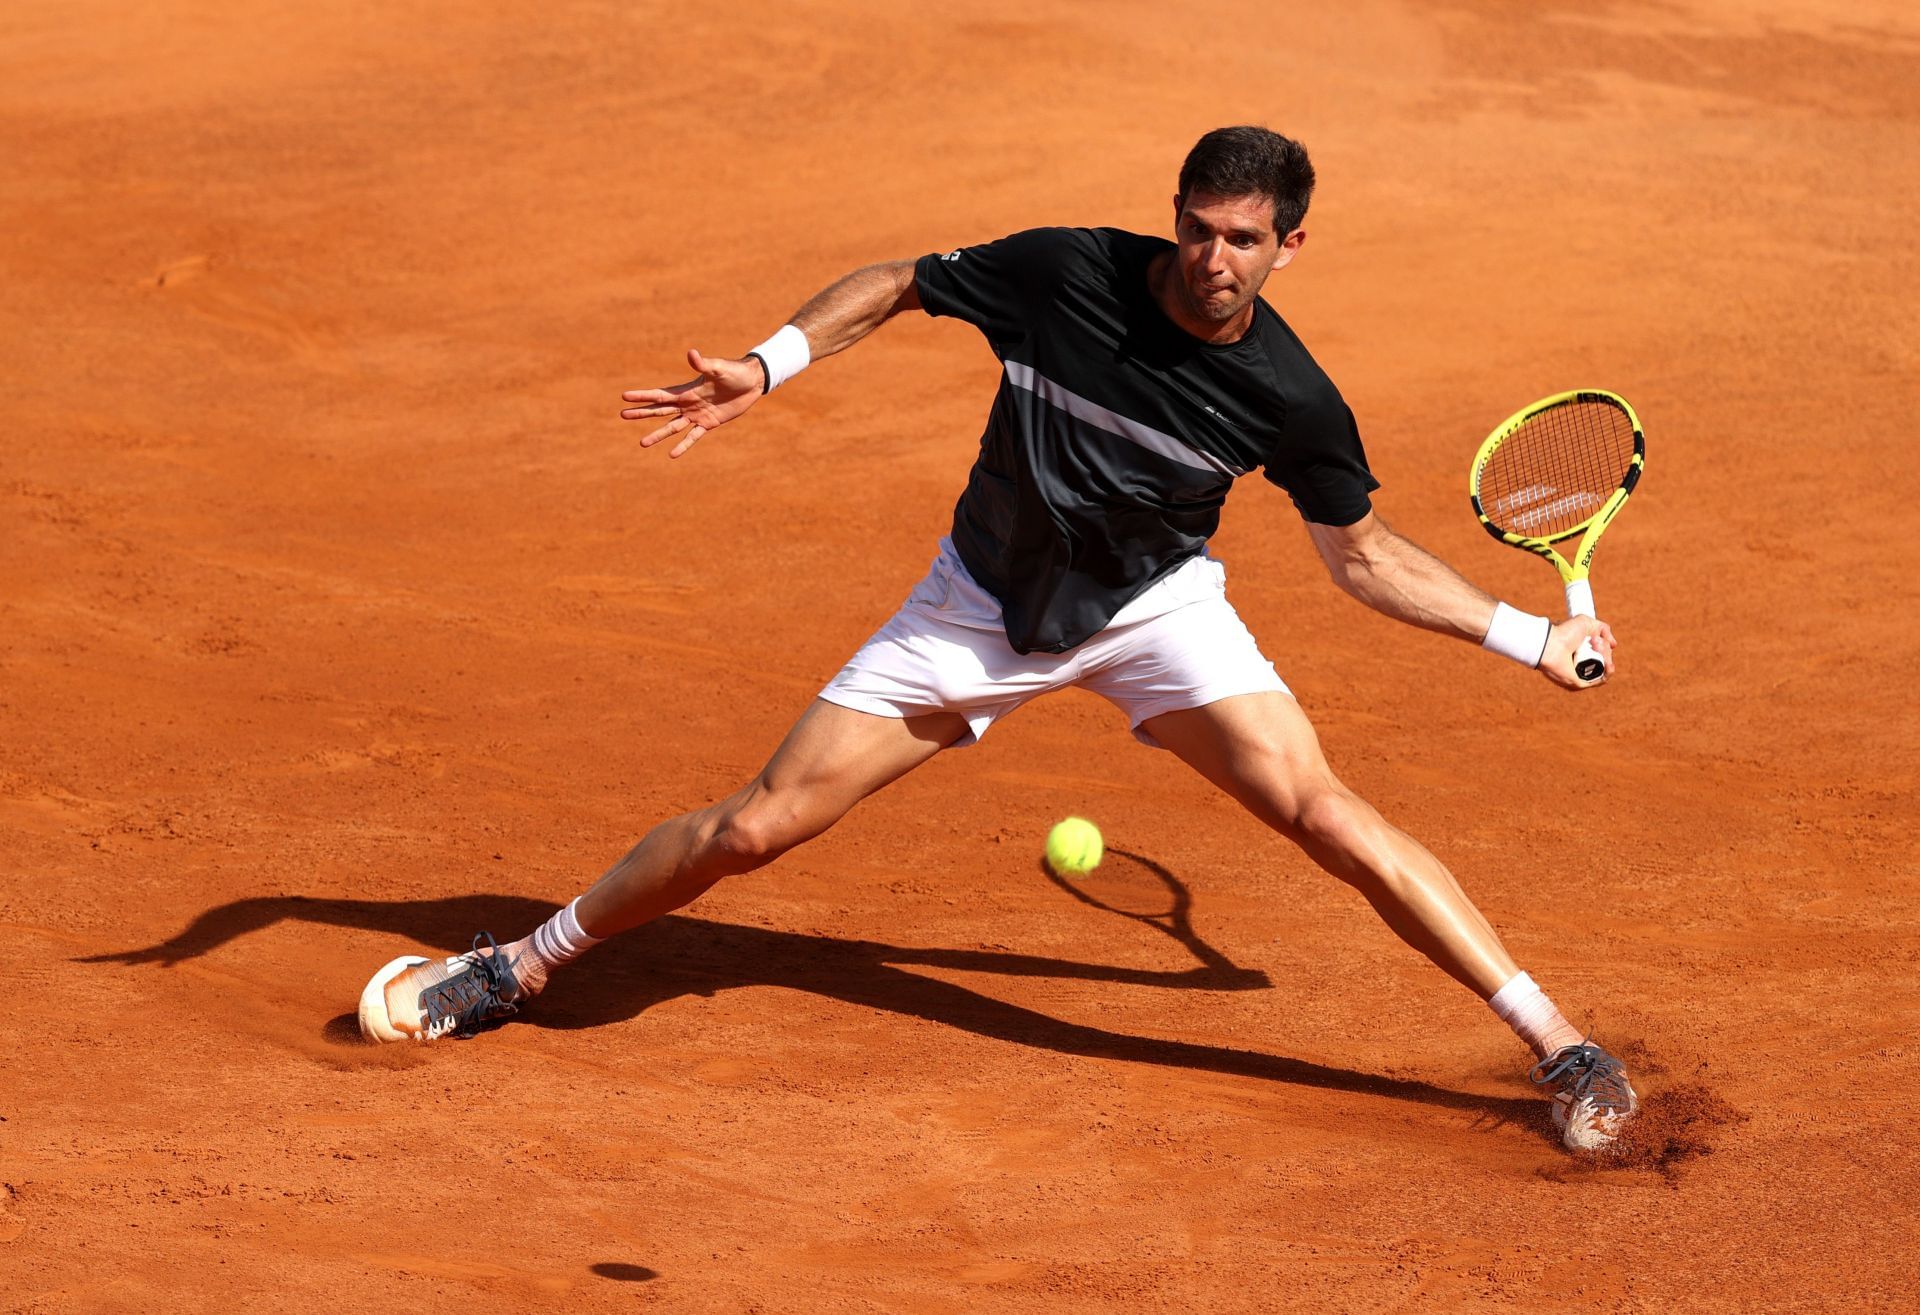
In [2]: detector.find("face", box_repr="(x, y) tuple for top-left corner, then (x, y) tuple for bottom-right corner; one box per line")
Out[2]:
(1168, 189), (1305, 327)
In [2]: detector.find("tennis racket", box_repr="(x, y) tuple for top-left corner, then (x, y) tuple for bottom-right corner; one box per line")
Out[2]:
(1469, 389), (1645, 682)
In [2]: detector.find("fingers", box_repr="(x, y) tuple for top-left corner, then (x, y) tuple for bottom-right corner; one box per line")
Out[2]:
(621, 349), (740, 453)
(620, 382), (700, 420)
(1557, 662), (1603, 692)
(637, 413), (712, 455)
(622, 349), (730, 418)
(620, 382), (697, 403)
(637, 414), (693, 448)
(1586, 619), (1619, 676)
(1543, 615), (1622, 690)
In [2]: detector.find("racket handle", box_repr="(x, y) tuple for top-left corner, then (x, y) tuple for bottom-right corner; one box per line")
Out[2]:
(1564, 579), (1605, 682)
(1571, 638), (1605, 682)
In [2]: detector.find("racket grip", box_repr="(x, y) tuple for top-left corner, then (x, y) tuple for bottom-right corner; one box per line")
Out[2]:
(1564, 579), (1605, 682)
(1571, 638), (1605, 682)
(1564, 579), (1596, 619)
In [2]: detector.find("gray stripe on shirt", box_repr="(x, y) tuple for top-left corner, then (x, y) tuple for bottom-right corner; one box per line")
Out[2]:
(1003, 360), (1246, 478)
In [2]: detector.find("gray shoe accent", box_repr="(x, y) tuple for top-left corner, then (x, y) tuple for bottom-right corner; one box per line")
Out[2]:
(419, 931), (523, 1038)
(1528, 1040), (1637, 1115)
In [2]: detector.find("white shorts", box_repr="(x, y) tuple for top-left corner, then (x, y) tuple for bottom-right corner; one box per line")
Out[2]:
(820, 539), (1290, 749)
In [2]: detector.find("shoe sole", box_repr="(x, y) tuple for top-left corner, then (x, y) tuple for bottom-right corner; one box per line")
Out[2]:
(358, 954), (431, 1043)
(1555, 1094), (1638, 1152)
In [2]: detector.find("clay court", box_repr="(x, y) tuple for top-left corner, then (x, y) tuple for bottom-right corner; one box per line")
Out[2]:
(5, 1), (1917, 1309)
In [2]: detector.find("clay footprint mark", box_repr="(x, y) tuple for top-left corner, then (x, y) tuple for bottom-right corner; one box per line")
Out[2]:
(144, 253), (335, 359)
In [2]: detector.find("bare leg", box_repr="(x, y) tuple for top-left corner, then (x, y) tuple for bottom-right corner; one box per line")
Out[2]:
(361, 699), (967, 1041)
(575, 698), (969, 939)
(1142, 691), (1527, 1001)
(1139, 691), (1648, 1153)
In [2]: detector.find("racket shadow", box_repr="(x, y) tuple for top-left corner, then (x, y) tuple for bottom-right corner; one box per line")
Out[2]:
(1037, 845), (1258, 983)
(80, 887), (1541, 1129)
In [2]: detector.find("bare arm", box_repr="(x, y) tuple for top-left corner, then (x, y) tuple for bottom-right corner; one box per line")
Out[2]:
(618, 260), (922, 458)
(787, 259), (921, 359)
(1306, 511), (1616, 689)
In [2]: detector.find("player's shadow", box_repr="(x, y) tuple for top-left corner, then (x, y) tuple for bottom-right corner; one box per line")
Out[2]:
(80, 851), (1540, 1128)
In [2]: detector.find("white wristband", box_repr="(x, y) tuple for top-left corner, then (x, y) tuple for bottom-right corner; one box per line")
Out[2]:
(745, 324), (810, 393)
(1482, 602), (1551, 668)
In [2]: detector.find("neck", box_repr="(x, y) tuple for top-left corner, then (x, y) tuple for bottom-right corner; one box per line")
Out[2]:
(1147, 251), (1255, 345)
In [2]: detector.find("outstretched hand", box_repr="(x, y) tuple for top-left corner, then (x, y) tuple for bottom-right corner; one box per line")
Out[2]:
(620, 348), (766, 458)
(1540, 616), (1618, 690)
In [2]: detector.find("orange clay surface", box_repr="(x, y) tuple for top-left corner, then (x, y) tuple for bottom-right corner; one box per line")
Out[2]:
(4, 2), (1918, 1310)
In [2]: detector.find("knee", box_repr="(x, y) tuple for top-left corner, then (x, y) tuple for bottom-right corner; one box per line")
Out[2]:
(1279, 784), (1371, 856)
(705, 794), (822, 871)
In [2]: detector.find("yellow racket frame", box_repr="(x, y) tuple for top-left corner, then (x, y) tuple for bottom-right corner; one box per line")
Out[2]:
(1469, 388), (1644, 682)
(1469, 388), (1645, 586)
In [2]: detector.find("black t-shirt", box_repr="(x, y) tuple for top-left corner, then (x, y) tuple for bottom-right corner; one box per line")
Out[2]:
(914, 226), (1378, 654)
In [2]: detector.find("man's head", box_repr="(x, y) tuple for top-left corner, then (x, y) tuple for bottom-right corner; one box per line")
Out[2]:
(1163, 126), (1314, 332)
(1177, 126), (1316, 234)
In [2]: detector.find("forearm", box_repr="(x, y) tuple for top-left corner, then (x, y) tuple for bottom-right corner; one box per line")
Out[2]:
(1306, 513), (1611, 684)
(784, 260), (921, 361)
(1320, 518), (1496, 641)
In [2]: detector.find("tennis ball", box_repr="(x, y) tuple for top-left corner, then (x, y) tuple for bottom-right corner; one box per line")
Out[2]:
(1045, 816), (1103, 877)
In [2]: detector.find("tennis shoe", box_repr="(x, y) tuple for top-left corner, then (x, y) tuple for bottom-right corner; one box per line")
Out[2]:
(1529, 1040), (1638, 1151)
(358, 932), (527, 1043)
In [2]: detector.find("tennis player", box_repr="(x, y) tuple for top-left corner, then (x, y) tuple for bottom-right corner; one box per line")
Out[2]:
(357, 127), (1637, 1152)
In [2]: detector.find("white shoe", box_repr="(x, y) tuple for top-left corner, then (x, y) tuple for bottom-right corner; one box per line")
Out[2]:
(358, 932), (525, 1043)
(1529, 1041), (1639, 1151)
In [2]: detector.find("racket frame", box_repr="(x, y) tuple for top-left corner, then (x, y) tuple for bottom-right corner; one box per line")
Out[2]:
(1469, 388), (1645, 678)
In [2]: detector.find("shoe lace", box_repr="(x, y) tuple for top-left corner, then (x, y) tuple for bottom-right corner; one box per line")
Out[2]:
(1528, 1041), (1635, 1113)
(420, 932), (522, 1040)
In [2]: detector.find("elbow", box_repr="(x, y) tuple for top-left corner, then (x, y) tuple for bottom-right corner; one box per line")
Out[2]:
(1308, 513), (1399, 606)
(888, 262), (922, 315)
(1323, 557), (1372, 601)
(1326, 549), (1396, 605)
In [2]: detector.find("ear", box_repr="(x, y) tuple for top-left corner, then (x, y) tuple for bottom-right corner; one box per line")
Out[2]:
(1171, 193), (1185, 227)
(1271, 227), (1308, 271)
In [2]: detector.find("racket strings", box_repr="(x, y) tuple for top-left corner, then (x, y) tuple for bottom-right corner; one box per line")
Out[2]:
(1478, 400), (1637, 539)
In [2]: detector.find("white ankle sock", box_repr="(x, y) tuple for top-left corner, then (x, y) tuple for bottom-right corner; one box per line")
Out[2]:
(526, 897), (604, 974)
(1487, 971), (1582, 1058)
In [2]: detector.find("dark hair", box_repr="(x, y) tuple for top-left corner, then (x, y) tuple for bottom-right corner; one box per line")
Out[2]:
(1177, 126), (1315, 232)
